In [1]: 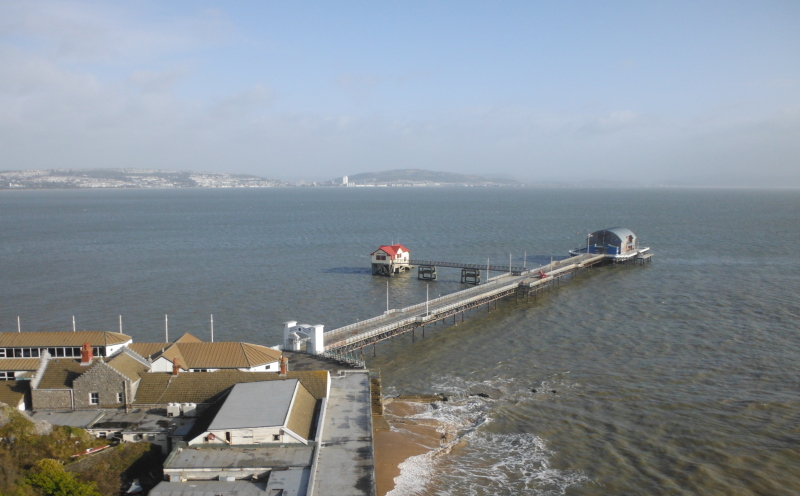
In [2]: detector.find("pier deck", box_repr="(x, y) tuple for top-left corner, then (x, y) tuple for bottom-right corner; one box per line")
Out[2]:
(409, 259), (527, 274)
(321, 253), (605, 363)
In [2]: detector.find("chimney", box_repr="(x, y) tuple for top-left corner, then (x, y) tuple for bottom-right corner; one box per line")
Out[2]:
(172, 361), (180, 376)
(80, 343), (93, 366)
(279, 355), (288, 376)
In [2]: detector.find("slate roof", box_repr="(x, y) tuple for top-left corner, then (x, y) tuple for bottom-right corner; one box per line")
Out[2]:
(0, 358), (40, 371)
(127, 342), (170, 359)
(0, 381), (28, 407)
(127, 333), (203, 361)
(106, 353), (148, 382)
(35, 354), (148, 390)
(34, 359), (87, 389)
(285, 382), (318, 441)
(134, 370), (329, 405)
(132, 341), (281, 370)
(178, 342), (281, 369)
(209, 380), (299, 430)
(0, 331), (131, 348)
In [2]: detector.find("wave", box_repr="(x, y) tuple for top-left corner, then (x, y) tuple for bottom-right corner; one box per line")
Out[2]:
(387, 375), (587, 496)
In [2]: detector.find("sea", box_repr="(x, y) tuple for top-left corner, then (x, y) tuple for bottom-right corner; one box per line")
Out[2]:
(1, 187), (799, 495)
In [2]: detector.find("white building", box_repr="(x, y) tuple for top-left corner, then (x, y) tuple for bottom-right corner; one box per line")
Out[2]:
(128, 334), (282, 373)
(370, 244), (411, 276)
(188, 379), (318, 446)
(283, 322), (325, 355)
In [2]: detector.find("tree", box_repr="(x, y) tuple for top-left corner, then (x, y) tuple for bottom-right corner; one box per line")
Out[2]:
(23, 459), (101, 496)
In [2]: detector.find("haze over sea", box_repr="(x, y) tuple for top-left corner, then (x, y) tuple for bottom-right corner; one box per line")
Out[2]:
(1, 187), (799, 495)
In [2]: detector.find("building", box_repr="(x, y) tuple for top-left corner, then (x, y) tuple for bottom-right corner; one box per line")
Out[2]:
(570, 227), (651, 261)
(283, 322), (325, 355)
(188, 379), (318, 446)
(0, 381), (28, 410)
(149, 370), (375, 496)
(0, 358), (39, 380)
(0, 331), (132, 359)
(128, 334), (282, 373)
(30, 346), (149, 410)
(132, 370), (329, 412)
(371, 244), (411, 276)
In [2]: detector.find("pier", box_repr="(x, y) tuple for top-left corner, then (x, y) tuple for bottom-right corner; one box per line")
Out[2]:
(285, 228), (652, 368)
(319, 253), (607, 366)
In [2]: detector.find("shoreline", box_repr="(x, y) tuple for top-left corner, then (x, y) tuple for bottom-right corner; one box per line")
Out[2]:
(373, 400), (444, 496)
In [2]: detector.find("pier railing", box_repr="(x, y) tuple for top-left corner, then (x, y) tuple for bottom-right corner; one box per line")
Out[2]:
(324, 270), (524, 339)
(322, 253), (608, 352)
(410, 259), (526, 273)
(324, 280), (524, 351)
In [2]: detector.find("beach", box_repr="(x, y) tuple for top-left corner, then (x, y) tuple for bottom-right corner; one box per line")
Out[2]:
(373, 399), (446, 496)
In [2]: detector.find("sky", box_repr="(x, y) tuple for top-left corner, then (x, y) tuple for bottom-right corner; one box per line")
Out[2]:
(1, 1), (798, 186)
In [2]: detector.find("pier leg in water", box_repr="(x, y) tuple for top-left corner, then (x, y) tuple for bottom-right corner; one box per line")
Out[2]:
(422, 325), (425, 338)
(373, 343), (376, 357)
(412, 328), (415, 343)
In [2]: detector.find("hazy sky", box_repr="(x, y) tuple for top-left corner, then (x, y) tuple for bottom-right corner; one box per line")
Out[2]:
(1, 1), (798, 185)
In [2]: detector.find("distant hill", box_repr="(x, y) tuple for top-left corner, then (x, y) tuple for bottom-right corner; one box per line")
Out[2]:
(332, 169), (520, 186)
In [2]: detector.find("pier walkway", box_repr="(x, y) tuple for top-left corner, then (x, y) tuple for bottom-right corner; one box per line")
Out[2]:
(409, 259), (527, 275)
(321, 253), (605, 365)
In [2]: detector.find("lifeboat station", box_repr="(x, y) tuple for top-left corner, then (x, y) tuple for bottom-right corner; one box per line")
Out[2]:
(370, 244), (411, 276)
(569, 227), (652, 263)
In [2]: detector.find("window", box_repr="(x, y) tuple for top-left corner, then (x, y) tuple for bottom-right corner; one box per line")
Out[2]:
(117, 392), (124, 403)
(273, 434), (281, 442)
(0, 372), (13, 380)
(89, 393), (99, 405)
(0, 349), (5, 358)
(147, 434), (155, 441)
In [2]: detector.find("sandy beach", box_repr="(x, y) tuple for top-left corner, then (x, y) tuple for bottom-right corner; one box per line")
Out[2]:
(373, 399), (445, 496)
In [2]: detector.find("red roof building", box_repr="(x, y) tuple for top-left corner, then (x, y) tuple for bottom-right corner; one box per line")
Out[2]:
(371, 244), (411, 276)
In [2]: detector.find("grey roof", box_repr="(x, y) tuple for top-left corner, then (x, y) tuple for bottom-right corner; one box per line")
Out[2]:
(165, 445), (315, 470)
(149, 481), (267, 496)
(209, 379), (298, 431)
(29, 410), (105, 428)
(267, 467), (310, 495)
(591, 227), (636, 242)
(311, 371), (375, 496)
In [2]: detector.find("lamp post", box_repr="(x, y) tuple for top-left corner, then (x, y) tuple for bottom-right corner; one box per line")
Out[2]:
(426, 284), (429, 317)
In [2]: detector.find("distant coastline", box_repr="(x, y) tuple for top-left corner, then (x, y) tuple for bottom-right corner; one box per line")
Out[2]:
(0, 168), (521, 190)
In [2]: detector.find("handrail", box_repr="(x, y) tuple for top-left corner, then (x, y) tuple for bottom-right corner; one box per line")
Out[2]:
(410, 259), (526, 272)
(324, 253), (603, 349)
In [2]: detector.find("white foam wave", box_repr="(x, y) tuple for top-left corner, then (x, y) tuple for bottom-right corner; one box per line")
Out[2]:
(432, 432), (588, 495)
(386, 375), (587, 496)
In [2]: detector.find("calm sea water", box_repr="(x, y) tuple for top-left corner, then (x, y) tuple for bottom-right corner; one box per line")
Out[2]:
(1, 187), (799, 495)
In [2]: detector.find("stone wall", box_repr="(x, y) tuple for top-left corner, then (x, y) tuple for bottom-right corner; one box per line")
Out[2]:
(72, 361), (131, 409)
(31, 389), (72, 410)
